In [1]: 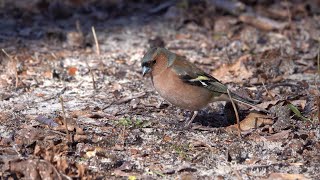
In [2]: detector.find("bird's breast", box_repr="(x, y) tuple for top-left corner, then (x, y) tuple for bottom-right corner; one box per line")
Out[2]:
(152, 69), (213, 111)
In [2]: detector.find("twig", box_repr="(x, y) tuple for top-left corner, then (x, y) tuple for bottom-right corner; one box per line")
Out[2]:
(317, 46), (320, 77)
(210, 0), (246, 15)
(91, 26), (100, 55)
(49, 129), (67, 136)
(12, 144), (22, 157)
(116, 92), (146, 104)
(317, 96), (320, 125)
(59, 96), (70, 142)
(227, 89), (241, 137)
(284, 0), (292, 27)
(267, 82), (300, 90)
(102, 101), (114, 110)
(256, 82), (300, 100)
(39, 159), (63, 180)
(51, 52), (58, 59)
(233, 170), (243, 180)
(41, 87), (66, 102)
(85, 60), (96, 90)
(261, 79), (274, 100)
(239, 13), (287, 31)
(76, 20), (81, 33)
(317, 47), (320, 124)
(225, 48), (232, 64)
(2, 49), (18, 88)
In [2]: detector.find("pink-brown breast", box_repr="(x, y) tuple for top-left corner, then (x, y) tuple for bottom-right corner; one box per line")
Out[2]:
(152, 67), (214, 111)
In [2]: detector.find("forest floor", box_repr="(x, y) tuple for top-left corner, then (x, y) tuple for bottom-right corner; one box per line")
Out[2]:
(0, 0), (319, 179)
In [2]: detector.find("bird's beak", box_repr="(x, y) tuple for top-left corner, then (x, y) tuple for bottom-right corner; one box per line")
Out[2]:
(142, 66), (151, 77)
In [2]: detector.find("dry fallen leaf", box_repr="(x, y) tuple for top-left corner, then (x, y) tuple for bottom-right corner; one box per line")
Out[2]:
(212, 54), (253, 83)
(113, 161), (139, 178)
(10, 159), (61, 179)
(35, 115), (59, 127)
(226, 112), (273, 133)
(264, 130), (291, 141)
(263, 173), (309, 180)
(289, 100), (307, 110)
(85, 149), (96, 158)
(239, 13), (288, 31)
(257, 100), (283, 109)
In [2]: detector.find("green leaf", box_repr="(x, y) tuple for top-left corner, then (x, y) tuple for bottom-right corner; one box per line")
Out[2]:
(288, 104), (311, 121)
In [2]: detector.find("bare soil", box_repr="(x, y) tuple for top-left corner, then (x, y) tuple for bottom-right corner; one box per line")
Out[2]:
(0, 0), (319, 179)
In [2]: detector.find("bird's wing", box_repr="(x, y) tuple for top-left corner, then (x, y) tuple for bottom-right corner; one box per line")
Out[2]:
(171, 55), (228, 94)
(171, 55), (263, 109)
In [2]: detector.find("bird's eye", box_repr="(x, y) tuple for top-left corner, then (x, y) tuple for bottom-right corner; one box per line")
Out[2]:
(152, 60), (157, 64)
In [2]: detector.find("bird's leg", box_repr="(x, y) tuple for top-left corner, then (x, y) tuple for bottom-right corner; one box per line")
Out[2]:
(185, 111), (198, 127)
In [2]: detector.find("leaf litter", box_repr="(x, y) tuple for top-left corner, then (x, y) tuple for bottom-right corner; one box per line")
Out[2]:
(0, 0), (319, 179)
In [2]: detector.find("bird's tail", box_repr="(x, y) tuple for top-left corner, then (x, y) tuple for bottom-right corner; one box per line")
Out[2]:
(229, 91), (269, 113)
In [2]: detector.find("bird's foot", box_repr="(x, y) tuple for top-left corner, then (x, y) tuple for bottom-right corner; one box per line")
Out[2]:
(184, 111), (198, 128)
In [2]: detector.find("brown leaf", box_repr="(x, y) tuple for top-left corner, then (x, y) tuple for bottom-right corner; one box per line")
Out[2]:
(289, 100), (307, 110)
(257, 100), (283, 109)
(56, 157), (69, 173)
(239, 13), (288, 31)
(43, 70), (53, 79)
(113, 161), (139, 178)
(76, 163), (86, 178)
(163, 135), (172, 142)
(10, 159), (61, 179)
(212, 54), (253, 83)
(74, 134), (88, 142)
(15, 126), (46, 146)
(264, 130), (291, 141)
(264, 173), (309, 180)
(35, 115), (59, 127)
(226, 113), (273, 133)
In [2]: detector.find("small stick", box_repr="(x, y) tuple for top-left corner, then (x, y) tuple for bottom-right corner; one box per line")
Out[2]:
(225, 48), (232, 64)
(51, 52), (58, 59)
(2, 49), (18, 88)
(76, 20), (81, 33)
(317, 47), (320, 124)
(284, 0), (292, 26)
(233, 169), (243, 180)
(317, 46), (320, 76)
(116, 92), (146, 104)
(317, 96), (320, 125)
(91, 26), (100, 55)
(261, 80), (274, 100)
(39, 159), (63, 180)
(227, 89), (241, 137)
(59, 96), (70, 142)
(85, 60), (96, 90)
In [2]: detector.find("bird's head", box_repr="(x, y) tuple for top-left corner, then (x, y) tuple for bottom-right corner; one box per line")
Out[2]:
(141, 47), (175, 77)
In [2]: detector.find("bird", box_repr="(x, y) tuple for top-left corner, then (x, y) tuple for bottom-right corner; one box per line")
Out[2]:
(141, 47), (267, 126)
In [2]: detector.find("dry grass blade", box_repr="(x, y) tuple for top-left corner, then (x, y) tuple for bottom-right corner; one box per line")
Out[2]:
(317, 46), (320, 78)
(261, 79), (274, 100)
(92, 26), (100, 55)
(317, 47), (320, 124)
(85, 60), (96, 90)
(227, 89), (241, 137)
(317, 97), (320, 125)
(59, 96), (70, 142)
(2, 49), (18, 88)
(284, 0), (292, 26)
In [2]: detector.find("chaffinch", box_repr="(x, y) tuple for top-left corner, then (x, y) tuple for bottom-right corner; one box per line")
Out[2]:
(141, 47), (265, 125)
